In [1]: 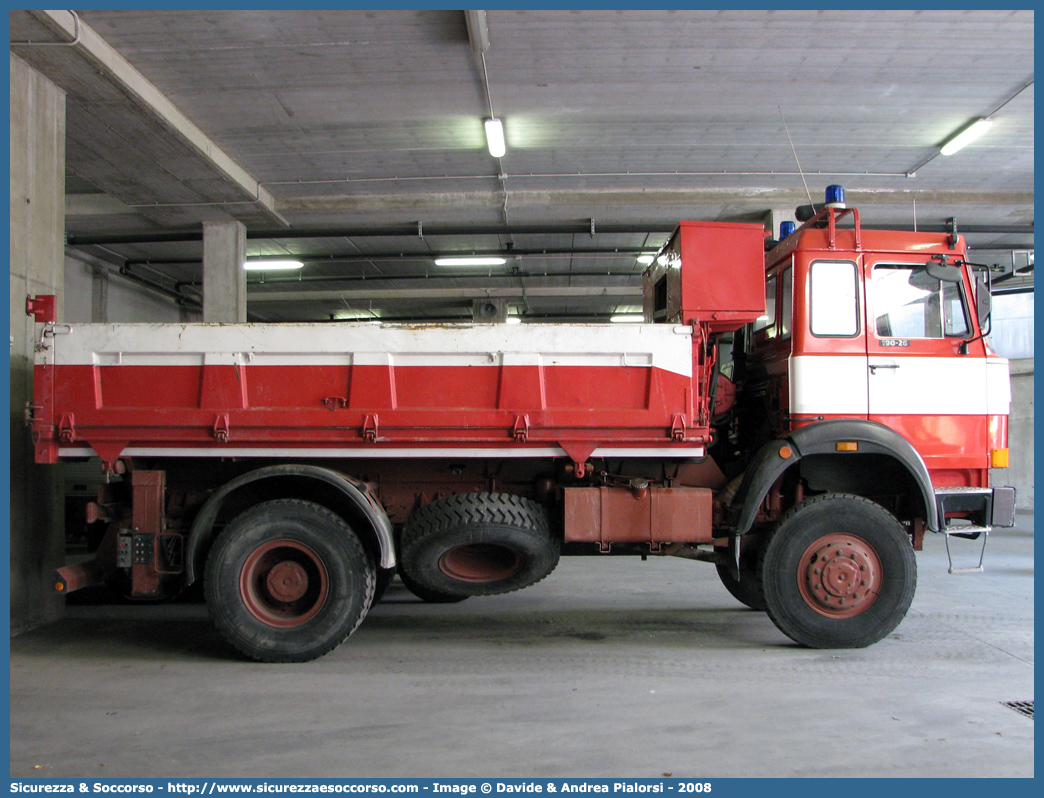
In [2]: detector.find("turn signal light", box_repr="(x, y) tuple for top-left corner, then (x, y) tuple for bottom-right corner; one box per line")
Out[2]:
(836, 441), (858, 452)
(991, 448), (1009, 468)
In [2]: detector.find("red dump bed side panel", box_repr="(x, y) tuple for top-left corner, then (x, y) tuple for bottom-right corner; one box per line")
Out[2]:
(32, 321), (708, 465)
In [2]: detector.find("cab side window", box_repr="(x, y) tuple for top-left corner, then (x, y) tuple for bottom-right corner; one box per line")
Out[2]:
(780, 268), (793, 338)
(810, 261), (859, 336)
(753, 274), (777, 333)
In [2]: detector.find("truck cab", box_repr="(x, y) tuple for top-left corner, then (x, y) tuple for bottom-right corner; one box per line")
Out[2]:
(736, 188), (1014, 571)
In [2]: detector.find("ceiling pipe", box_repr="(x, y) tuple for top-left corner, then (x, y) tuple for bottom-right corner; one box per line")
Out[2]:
(248, 286), (641, 302)
(66, 223), (677, 246)
(66, 222), (1034, 247)
(116, 264), (201, 308)
(173, 268), (647, 294)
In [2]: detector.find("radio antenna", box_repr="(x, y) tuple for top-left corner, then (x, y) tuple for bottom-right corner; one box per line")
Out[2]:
(779, 106), (815, 207)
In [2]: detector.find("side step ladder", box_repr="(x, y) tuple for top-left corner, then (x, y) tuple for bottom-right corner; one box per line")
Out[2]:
(935, 486), (993, 574)
(942, 525), (990, 574)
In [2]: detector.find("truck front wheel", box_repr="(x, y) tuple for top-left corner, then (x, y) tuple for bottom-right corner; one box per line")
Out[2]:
(715, 533), (767, 610)
(760, 494), (916, 648)
(204, 499), (375, 662)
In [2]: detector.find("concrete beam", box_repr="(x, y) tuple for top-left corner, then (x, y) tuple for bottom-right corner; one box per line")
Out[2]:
(30, 10), (287, 228)
(278, 187), (1035, 214)
(66, 193), (134, 216)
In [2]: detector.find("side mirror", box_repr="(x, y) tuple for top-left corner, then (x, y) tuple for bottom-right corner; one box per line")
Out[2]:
(958, 267), (993, 356)
(925, 260), (963, 283)
(975, 270), (992, 329)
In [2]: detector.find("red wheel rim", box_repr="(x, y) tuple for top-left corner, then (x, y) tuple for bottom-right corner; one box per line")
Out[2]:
(239, 539), (329, 628)
(797, 533), (882, 619)
(438, 544), (523, 583)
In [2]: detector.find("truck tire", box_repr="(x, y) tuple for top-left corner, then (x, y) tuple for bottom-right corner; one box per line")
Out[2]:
(715, 534), (767, 610)
(400, 492), (559, 597)
(371, 566), (395, 606)
(204, 499), (375, 662)
(397, 566), (469, 604)
(760, 493), (916, 649)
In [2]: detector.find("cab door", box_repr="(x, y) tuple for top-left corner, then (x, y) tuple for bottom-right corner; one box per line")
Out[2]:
(789, 257), (869, 423)
(864, 258), (987, 470)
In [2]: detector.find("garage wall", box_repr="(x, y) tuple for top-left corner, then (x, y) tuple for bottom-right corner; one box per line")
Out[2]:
(64, 254), (201, 323)
(1005, 359), (1033, 511)
(988, 292), (1033, 360)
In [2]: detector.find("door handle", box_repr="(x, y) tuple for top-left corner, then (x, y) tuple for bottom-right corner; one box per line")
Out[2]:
(868, 363), (900, 374)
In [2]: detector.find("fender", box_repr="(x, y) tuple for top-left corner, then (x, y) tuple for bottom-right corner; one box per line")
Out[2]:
(730, 419), (939, 537)
(184, 464), (395, 584)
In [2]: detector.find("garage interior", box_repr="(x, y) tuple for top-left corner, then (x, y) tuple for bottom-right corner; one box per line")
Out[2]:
(9, 9), (1033, 778)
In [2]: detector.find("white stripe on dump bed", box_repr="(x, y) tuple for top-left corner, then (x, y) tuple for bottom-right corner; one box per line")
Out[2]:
(43, 322), (695, 378)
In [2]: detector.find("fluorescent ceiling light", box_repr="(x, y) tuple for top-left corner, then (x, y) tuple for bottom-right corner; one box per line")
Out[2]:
(636, 255), (655, 266)
(244, 259), (303, 271)
(610, 314), (644, 323)
(433, 256), (507, 267)
(484, 118), (506, 158)
(940, 118), (993, 156)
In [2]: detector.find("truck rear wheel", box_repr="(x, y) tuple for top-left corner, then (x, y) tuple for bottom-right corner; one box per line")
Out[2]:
(204, 499), (375, 662)
(400, 492), (559, 597)
(397, 566), (469, 604)
(760, 494), (916, 648)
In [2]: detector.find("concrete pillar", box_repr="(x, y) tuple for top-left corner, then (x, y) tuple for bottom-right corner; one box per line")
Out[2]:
(765, 208), (797, 240)
(9, 54), (67, 634)
(202, 221), (247, 322)
(1005, 359), (1034, 511)
(91, 265), (109, 322)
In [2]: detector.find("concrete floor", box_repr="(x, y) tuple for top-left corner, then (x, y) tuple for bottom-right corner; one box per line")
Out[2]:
(10, 514), (1033, 779)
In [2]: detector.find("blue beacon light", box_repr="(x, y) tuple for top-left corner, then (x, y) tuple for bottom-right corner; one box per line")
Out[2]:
(779, 221), (796, 239)
(824, 184), (846, 209)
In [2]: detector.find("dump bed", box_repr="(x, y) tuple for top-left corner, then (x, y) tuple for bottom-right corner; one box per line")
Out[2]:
(31, 320), (708, 467)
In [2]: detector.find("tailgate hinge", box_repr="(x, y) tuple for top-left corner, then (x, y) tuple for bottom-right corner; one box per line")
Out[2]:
(670, 414), (687, 441)
(362, 414), (379, 443)
(513, 414), (531, 443)
(58, 413), (75, 443)
(213, 414), (230, 443)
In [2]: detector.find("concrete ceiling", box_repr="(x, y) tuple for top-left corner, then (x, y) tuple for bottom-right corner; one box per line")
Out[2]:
(10, 9), (1035, 322)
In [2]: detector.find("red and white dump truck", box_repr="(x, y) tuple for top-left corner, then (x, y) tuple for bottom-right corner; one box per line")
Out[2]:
(27, 187), (1016, 661)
